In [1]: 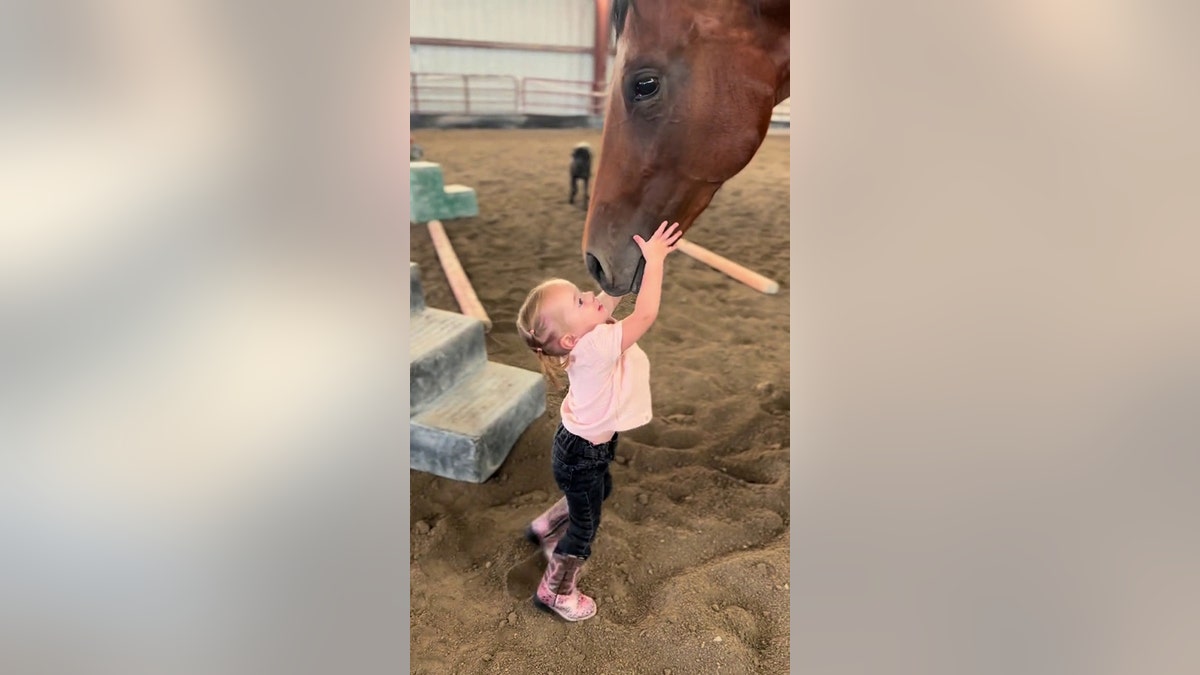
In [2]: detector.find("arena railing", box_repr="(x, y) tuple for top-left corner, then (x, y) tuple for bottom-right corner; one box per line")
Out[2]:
(410, 73), (605, 117)
(770, 98), (791, 126)
(409, 73), (520, 115)
(409, 72), (786, 124)
(518, 77), (607, 116)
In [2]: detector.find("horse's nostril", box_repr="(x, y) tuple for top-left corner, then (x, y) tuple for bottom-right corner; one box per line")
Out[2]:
(586, 252), (605, 285)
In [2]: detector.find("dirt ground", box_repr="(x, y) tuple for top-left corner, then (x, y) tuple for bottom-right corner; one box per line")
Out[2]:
(409, 128), (790, 674)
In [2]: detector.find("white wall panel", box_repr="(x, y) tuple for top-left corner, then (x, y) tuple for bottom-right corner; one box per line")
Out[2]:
(411, 46), (591, 82)
(411, 0), (594, 48)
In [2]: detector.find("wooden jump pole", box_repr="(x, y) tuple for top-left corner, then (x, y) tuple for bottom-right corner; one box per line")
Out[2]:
(676, 238), (780, 295)
(426, 220), (493, 331)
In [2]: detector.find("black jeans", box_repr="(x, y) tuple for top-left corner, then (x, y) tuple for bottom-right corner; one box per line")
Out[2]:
(551, 423), (618, 560)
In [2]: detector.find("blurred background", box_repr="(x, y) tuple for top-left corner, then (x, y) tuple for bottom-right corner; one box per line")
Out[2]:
(792, 1), (1200, 673)
(1, 0), (406, 673)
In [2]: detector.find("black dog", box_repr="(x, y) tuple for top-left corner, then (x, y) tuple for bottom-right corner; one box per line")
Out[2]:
(569, 142), (592, 208)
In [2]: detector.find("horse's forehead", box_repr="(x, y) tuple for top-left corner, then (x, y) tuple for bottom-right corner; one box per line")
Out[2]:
(624, 3), (759, 50)
(691, 13), (721, 35)
(625, 0), (708, 35)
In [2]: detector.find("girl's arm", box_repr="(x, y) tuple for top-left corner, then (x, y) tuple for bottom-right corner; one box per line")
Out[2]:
(618, 257), (664, 352)
(618, 221), (681, 352)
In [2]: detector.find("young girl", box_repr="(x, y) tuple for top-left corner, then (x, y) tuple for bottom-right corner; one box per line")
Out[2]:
(515, 220), (682, 622)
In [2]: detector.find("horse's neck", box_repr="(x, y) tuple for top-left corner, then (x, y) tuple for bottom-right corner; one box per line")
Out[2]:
(748, 2), (790, 104)
(772, 34), (792, 103)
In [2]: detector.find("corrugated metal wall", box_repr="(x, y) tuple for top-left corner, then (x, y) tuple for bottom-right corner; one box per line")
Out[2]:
(410, 0), (594, 83)
(410, 48), (591, 83)
(411, 0), (592, 45)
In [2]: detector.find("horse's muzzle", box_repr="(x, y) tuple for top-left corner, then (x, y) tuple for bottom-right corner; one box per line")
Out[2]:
(586, 251), (644, 296)
(586, 252), (610, 292)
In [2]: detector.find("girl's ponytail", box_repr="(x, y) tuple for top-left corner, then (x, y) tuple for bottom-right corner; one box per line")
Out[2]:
(516, 279), (573, 391)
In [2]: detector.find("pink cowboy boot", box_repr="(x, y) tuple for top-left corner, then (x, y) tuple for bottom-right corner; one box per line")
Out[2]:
(525, 497), (569, 560)
(532, 553), (596, 622)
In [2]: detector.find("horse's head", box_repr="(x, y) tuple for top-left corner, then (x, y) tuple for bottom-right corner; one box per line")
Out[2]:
(583, 0), (789, 295)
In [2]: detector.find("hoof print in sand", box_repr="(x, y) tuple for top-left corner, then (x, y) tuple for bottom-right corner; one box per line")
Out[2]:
(659, 428), (703, 449)
(628, 423), (702, 450)
(718, 459), (781, 485)
(505, 552), (545, 600)
(754, 381), (789, 414)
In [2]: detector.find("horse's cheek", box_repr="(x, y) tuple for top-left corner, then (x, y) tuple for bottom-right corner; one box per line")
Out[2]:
(693, 112), (760, 176)
(688, 77), (765, 169)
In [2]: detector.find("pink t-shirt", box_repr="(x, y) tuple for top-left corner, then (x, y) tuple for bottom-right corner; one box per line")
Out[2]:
(560, 321), (653, 445)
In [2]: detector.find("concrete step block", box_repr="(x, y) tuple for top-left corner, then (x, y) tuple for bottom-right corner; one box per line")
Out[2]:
(410, 161), (447, 223)
(412, 194), (472, 223)
(409, 307), (486, 412)
(409, 161), (445, 194)
(409, 160), (479, 222)
(441, 184), (479, 219)
(410, 262), (424, 313)
(411, 361), (546, 483)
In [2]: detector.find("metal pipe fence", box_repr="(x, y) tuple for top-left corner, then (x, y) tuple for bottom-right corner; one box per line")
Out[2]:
(409, 72), (789, 124)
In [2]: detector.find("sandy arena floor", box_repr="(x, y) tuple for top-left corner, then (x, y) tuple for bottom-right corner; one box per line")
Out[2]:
(410, 128), (790, 674)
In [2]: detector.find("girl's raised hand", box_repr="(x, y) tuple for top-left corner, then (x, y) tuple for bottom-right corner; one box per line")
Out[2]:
(632, 221), (683, 263)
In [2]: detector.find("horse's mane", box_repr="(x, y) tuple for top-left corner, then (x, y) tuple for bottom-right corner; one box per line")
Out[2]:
(612, 0), (634, 39)
(612, 0), (770, 38)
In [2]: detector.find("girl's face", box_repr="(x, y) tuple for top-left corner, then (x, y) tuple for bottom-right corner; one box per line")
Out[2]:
(546, 282), (611, 351)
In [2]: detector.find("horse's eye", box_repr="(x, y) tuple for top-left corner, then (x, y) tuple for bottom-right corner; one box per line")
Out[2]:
(633, 76), (660, 101)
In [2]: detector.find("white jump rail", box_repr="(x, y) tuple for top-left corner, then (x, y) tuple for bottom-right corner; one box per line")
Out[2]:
(676, 238), (780, 295)
(426, 220), (493, 331)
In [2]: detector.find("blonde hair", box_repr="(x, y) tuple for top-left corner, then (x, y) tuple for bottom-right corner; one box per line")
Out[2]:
(516, 278), (574, 391)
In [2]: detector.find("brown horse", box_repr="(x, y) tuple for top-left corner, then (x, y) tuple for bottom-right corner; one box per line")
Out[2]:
(582, 0), (790, 296)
